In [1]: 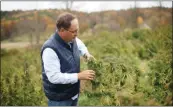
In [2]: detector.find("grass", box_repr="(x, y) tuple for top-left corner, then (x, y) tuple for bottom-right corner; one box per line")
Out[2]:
(1, 25), (172, 106)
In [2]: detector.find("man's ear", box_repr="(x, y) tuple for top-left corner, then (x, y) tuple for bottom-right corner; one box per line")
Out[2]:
(59, 28), (65, 32)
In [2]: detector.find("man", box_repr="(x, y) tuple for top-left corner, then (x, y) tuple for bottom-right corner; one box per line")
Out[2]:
(41, 12), (95, 106)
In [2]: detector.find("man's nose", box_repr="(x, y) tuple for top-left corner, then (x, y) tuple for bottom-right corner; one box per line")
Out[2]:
(73, 33), (77, 37)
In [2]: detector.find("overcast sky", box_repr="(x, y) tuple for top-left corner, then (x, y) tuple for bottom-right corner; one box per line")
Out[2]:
(1, 1), (172, 13)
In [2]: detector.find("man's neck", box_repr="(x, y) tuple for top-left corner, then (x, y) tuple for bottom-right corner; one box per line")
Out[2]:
(57, 31), (69, 43)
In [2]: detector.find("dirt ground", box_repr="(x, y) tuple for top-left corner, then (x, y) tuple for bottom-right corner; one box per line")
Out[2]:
(1, 42), (31, 49)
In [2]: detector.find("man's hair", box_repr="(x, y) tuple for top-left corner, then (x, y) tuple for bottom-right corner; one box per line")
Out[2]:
(56, 12), (77, 31)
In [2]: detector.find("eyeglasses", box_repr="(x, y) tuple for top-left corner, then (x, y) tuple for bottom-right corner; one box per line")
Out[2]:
(64, 28), (78, 34)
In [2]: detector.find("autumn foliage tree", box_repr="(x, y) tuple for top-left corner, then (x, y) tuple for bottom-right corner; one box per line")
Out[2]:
(1, 20), (17, 41)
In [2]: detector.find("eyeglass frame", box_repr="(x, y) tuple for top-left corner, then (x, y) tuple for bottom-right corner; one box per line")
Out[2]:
(64, 28), (79, 34)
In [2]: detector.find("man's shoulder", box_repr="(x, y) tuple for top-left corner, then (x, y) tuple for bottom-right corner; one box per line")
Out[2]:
(41, 34), (55, 52)
(42, 34), (55, 47)
(43, 48), (56, 55)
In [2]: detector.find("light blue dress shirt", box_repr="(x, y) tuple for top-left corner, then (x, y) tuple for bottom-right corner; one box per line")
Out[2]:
(42, 37), (89, 100)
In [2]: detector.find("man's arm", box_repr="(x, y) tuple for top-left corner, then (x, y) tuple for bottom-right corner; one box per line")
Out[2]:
(42, 48), (95, 84)
(76, 37), (89, 56)
(42, 48), (78, 84)
(76, 37), (95, 60)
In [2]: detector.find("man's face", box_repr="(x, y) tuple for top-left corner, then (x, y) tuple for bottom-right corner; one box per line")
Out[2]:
(64, 18), (79, 42)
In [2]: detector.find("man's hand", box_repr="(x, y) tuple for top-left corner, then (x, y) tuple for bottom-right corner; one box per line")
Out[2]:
(83, 53), (96, 61)
(78, 70), (95, 80)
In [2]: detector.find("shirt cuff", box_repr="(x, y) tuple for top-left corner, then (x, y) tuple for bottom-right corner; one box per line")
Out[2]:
(70, 73), (78, 84)
(81, 50), (90, 56)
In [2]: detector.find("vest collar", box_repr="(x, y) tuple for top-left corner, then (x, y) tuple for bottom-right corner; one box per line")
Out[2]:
(54, 32), (73, 49)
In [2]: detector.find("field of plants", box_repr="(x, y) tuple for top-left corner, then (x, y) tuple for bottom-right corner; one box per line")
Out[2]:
(1, 25), (172, 105)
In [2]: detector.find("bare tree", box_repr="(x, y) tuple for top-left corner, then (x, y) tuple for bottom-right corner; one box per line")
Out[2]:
(16, 16), (46, 46)
(129, 0), (138, 28)
(158, 0), (162, 22)
(64, 0), (73, 10)
(134, 0), (138, 28)
(35, 11), (40, 45)
(16, 18), (36, 46)
(159, 0), (162, 9)
(36, 15), (47, 45)
(134, 0), (137, 9)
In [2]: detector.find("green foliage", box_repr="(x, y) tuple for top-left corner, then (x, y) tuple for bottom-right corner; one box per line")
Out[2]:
(1, 11), (8, 18)
(1, 25), (172, 105)
(1, 47), (47, 106)
(79, 25), (172, 105)
(138, 47), (151, 60)
(87, 60), (103, 90)
(147, 26), (172, 105)
(131, 29), (150, 42)
(132, 30), (141, 39)
(1, 48), (8, 56)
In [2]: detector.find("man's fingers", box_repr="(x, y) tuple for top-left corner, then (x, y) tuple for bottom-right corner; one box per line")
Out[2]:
(88, 76), (94, 80)
(84, 70), (96, 80)
(89, 71), (95, 76)
(84, 53), (96, 61)
(87, 70), (95, 73)
(89, 74), (95, 78)
(88, 56), (96, 61)
(89, 73), (95, 80)
(90, 73), (95, 76)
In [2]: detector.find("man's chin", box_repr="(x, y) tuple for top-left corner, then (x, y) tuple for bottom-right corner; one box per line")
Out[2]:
(72, 37), (76, 40)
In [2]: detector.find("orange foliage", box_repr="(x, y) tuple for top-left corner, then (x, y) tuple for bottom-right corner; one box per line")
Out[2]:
(12, 11), (31, 18)
(1, 20), (17, 39)
(137, 16), (144, 25)
(117, 16), (126, 27)
(79, 22), (89, 33)
(160, 18), (168, 25)
(42, 16), (54, 24)
(46, 24), (55, 31)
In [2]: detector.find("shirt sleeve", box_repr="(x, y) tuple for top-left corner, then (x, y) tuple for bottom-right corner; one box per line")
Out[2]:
(76, 37), (89, 56)
(42, 48), (78, 84)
